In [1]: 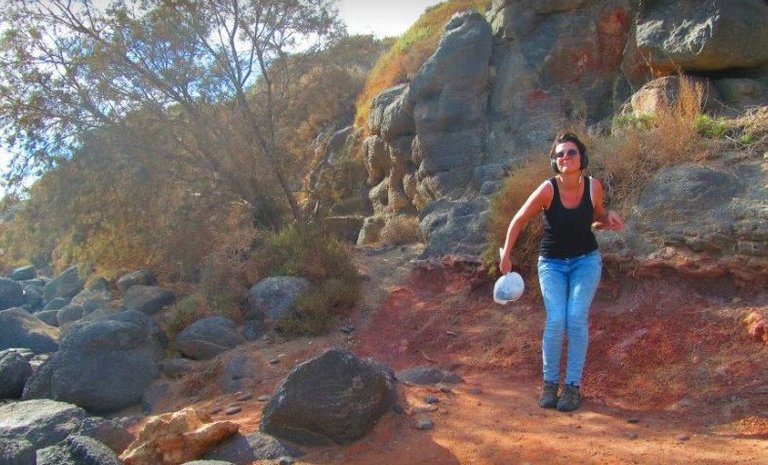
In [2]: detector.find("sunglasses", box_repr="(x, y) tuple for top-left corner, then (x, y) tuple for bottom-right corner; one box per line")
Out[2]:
(555, 148), (579, 158)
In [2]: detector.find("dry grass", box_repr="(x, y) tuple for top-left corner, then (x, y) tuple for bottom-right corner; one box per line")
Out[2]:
(380, 215), (420, 246)
(484, 157), (553, 273)
(180, 359), (223, 397)
(590, 75), (710, 208)
(353, 0), (491, 130)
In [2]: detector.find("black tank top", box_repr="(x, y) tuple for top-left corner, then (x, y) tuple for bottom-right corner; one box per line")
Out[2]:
(539, 176), (598, 258)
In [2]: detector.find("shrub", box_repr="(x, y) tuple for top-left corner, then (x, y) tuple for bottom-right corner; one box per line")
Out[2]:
(379, 215), (420, 246)
(255, 225), (360, 336)
(483, 158), (552, 273)
(695, 114), (729, 139)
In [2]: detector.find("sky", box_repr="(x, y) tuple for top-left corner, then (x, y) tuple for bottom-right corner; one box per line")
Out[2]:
(337, 0), (440, 37)
(0, 0), (441, 195)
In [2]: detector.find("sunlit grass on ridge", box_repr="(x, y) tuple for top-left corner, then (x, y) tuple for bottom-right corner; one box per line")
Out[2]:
(353, 0), (491, 131)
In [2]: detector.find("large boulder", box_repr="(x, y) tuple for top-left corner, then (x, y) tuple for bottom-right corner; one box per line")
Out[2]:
(0, 308), (59, 354)
(0, 349), (33, 398)
(0, 278), (25, 310)
(42, 266), (84, 302)
(10, 265), (36, 281)
(36, 435), (123, 465)
(0, 399), (88, 449)
(119, 407), (239, 465)
(204, 432), (304, 465)
(175, 317), (244, 360)
(245, 277), (310, 322)
(259, 348), (396, 445)
(636, 0), (768, 72)
(116, 270), (157, 293)
(51, 310), (167, 413)
(21, 354), (55, 400)
(629, 164), (747, 255)
(124, 285), (176, 315)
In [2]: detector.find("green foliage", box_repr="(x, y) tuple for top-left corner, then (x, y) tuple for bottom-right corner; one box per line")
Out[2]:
(275, 278), (359, 336)
(612, 112), (653, 132)
(695, 114), (730, 138)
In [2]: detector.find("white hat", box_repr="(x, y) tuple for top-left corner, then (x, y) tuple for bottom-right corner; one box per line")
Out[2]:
(493, 272), (525, 304)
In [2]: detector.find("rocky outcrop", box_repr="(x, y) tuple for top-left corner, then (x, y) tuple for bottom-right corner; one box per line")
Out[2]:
(260, 348), (396, 445)
(119, 407), (239, 465)
(353, 0), (768, 270)
(636, 0), (768, 73)
(358, 10), (493, 245)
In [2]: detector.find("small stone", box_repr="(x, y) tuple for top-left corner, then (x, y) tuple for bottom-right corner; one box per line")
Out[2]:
(257, 395), (271, 402)
(278, 456), (295, 465)
(626, 431), (639, 439)
(225, 405), (242, 415)
(627, 416), (640, 424)
(675, 433), (690, 441)
(393, 404), (404, 415)
(411, 405), (438, 414)
(414, 417), (434, 430)
(339, 324), (355, 334)
(234, 391), (253, 401)
(209, 405), (223, 414)
(435, 383), (452, 393)
(468, 386), (482, 395)
(731, 297), (742, 303)
(269, 358), (280, 364)
(425, 395), (439, 404)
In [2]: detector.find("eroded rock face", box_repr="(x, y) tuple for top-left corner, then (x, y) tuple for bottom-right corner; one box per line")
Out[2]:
(259, 348), (396, 445)
(120, 408), (239, 465)
(636, 0), (768, 72)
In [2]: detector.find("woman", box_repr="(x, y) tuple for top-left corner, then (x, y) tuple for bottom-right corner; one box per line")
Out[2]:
(499, 131), (624, 412)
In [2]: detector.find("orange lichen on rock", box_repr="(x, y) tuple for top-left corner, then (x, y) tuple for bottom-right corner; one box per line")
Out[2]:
(120, 407), (239, 465)
(743, 309), (768, 344)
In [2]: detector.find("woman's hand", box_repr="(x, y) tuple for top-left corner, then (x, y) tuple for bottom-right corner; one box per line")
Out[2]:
(499, 253), (513, 274)
(594, 210), (624, 231)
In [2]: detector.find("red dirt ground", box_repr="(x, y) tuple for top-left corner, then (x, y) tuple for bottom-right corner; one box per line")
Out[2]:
(141, 245), (768, 465)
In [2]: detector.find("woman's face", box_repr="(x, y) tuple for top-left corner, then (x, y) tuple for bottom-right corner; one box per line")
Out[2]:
(554, 141), (581, 174)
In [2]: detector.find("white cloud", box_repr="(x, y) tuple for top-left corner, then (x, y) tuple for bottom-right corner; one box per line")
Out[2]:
(337, 0), (440, 38)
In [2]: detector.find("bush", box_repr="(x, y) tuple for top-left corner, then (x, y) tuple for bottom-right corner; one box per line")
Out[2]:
(380, 215), (420, 246)
(483, 158), (552, 273)
(695, 114), (729, 139)
(255, 226), (360, 336)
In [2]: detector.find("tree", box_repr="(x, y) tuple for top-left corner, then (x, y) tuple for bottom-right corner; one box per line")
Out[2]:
(0, 0), (342, 226)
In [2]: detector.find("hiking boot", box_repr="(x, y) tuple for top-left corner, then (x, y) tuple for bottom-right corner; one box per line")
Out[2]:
(556, 384), (582, 412)
(538, 381), (559, 409)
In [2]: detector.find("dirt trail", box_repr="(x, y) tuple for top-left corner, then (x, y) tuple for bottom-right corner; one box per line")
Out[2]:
(149, 244), (768, 465)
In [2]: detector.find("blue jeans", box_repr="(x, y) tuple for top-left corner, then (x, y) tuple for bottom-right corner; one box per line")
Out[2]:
(537, 250), (602, 386)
